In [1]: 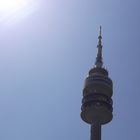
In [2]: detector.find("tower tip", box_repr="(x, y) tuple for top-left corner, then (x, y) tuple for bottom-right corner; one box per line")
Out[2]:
(95, 26), (103, 68)
(99, 26), (102, 36)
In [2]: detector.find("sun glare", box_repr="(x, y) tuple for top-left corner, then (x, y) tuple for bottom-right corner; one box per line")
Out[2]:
(0, 0), (26, 12)
(0, 0), (40, 25)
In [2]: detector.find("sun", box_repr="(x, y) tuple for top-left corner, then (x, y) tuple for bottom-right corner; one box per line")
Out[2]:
(0, 0), (40, 25)
(0, 0), (27, 13)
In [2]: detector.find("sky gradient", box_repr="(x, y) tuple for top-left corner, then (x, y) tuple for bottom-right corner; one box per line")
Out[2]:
(0, 0), (140, 140)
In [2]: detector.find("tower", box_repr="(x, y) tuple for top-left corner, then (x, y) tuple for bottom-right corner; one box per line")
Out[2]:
(81, 27), (113, 140)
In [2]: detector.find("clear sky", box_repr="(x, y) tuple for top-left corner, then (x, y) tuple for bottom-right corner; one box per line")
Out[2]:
(0, 0), (140, 140)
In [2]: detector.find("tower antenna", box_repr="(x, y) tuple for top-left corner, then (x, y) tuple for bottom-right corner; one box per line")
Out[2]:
(95, 26), (103, 68)
(99, 26), (102, 36)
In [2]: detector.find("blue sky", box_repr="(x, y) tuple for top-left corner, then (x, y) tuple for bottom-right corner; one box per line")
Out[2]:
(0, 0), (140, 139)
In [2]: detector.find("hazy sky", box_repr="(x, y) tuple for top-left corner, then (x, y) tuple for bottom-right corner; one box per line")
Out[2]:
(0, 0), (140, 140)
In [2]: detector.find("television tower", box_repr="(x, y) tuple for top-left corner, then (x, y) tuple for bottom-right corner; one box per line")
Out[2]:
(81, 27), (113, 140)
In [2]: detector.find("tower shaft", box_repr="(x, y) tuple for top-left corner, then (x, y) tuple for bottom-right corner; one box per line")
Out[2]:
(90, 124), (101, 140)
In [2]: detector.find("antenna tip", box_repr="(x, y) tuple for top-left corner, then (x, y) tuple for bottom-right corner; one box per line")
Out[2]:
(99, 26), (102, 36)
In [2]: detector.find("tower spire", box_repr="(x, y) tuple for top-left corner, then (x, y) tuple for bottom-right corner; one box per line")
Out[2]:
(95, 26), (103, 68)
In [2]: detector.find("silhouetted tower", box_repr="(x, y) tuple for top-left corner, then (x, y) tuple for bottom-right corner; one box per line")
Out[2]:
(81, 27), (113, 140)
